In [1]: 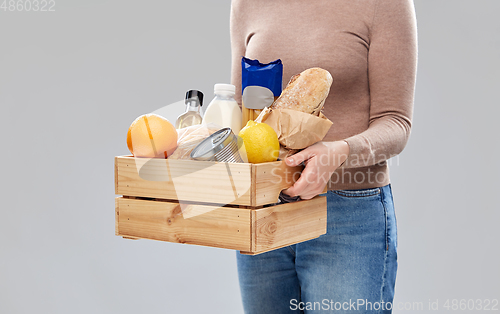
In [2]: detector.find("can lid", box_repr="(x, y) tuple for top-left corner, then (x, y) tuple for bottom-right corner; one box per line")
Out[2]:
(214, 84), (235, 95)
(185, 90), (204, 106)
(190, 128), (235, 161)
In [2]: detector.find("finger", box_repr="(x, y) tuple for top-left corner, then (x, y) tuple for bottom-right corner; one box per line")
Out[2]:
(288, 163), (319, 197)
(281, 187), (294, 197)
(285, 147), (316, 167)
(282, 185), (298, 197)
(283, 174), (309, 197)
(300, 193), (314, 200)
(300, 184), (325, 200)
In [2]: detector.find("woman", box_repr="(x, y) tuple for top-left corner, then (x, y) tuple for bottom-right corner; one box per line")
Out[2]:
(230, 0), (417, 313)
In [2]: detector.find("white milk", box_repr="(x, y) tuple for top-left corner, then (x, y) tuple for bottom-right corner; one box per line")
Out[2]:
(202, 84), (242, 134)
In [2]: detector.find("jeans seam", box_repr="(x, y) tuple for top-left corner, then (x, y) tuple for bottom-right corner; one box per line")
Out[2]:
(379, 186), (389, 313)
(287, 245), (296, 257)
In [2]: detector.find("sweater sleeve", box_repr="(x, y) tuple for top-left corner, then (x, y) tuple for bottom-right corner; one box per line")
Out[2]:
(342, 0), (418, 169)
(230, 0), (247, 108)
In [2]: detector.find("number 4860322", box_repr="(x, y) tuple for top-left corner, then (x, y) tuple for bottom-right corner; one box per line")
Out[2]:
(1, 0), (56, 12)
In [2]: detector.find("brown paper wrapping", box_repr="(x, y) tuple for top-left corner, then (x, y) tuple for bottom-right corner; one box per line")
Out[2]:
(255, 107), (333, 150)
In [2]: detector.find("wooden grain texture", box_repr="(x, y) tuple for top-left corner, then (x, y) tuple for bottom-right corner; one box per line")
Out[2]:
(253, 161), (304, 206)
(252, 196), (327, 252)
(115, 197), (119, 236)
(114, 157), (118, 195)
(250, 208), (256, 252)
(116, 197), (252, 251)
(115, 156), (253, 205)
(116, 156), (304, 206)
(239, 236), (320, 256)
(250, 161), (257, 206)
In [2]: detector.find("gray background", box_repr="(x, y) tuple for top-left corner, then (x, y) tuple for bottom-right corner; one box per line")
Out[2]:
(1, 0), (499, 313)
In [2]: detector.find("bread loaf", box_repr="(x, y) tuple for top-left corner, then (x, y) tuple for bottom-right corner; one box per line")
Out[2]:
(270, 68), (333, 116)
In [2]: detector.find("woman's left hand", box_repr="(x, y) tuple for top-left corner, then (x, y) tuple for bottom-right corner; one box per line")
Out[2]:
(282, 141), (350, 200)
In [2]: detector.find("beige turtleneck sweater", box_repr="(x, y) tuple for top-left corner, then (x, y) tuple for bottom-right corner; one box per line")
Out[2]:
(230, 0), (417, 190)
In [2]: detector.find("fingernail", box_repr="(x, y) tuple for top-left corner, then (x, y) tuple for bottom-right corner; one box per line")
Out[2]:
(287, 157), (293, 164)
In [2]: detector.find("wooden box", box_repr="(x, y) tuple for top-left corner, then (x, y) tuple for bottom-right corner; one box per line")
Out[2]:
(115, 156), (327, 255)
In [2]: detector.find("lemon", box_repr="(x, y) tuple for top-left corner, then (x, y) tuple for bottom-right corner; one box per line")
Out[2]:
(238, 120), (280, 163)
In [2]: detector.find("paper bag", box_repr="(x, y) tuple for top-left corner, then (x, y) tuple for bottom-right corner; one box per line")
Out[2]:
(255, 107), (333, 150)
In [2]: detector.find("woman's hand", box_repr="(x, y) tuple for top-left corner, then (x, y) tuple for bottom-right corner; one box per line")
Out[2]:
(283, 141), (350, 200)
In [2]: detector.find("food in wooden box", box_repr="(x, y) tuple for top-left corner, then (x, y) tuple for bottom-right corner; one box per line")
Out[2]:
(169, 123), (220, 160)
(270, 67), (333, 116)
(255, 67), (334, 150)
(238, 120), (279, 164)
(127, 114), (178, 158)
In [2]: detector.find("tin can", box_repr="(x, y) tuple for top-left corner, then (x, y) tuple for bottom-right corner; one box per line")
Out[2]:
(190, 127), (244, 163)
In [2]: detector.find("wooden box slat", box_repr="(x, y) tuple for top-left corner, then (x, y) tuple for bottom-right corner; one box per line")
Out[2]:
(115, 156), (303, 206)
(115, 196), (327, 255)
(116, 197), (252, 251)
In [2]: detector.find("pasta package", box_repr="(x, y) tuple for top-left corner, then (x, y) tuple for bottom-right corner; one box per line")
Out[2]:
(241, 57), (283, 125)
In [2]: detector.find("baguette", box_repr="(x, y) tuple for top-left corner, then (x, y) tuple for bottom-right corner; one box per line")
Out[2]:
(271, 67), (333, 116)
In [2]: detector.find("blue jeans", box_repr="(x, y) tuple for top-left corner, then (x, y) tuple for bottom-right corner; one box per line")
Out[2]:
(237, 184), (398, 313)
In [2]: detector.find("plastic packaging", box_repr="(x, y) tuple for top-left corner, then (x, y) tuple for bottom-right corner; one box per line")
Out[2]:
(169, 123), (221, 160)
(241, 57), (283, 124)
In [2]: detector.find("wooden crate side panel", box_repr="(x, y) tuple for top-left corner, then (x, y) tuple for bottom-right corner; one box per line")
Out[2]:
(250, 209), (256, 252)
(115, 156), (253, 206)
(115, 156), (119, 195)
(253, 196), (327, 252)
(250, 163), (257, 207)
(254, 161), (303, 206)
(116, 197), (252, 251)
(115, 197), (119, 236)
(240, 236), (320, 256)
